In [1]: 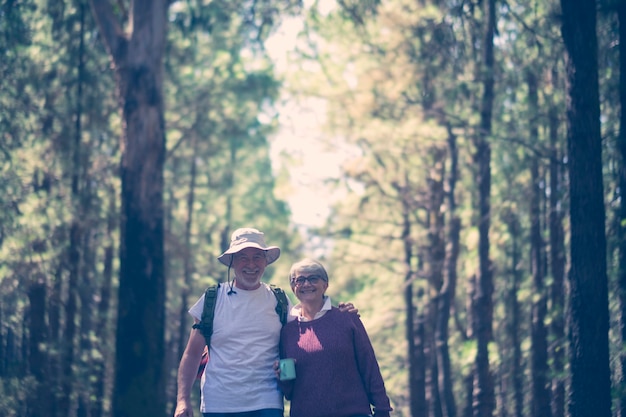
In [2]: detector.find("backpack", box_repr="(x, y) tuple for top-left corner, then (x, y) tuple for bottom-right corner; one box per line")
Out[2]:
(193, 282), (290, 379)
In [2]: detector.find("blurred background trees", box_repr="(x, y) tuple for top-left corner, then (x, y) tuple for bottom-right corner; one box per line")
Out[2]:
(0, 0), (622, 417)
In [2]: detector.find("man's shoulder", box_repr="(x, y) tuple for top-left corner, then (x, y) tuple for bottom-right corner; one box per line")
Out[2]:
(263, 282), (287, 292)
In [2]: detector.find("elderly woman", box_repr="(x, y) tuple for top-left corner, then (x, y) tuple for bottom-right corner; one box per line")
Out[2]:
(278, 258), (392, 417)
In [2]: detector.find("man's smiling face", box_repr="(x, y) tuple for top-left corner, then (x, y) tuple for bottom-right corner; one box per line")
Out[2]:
(233, 247), (267, 290)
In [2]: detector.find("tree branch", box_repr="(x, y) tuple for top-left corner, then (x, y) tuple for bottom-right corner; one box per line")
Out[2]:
(89, 0), (128, 65)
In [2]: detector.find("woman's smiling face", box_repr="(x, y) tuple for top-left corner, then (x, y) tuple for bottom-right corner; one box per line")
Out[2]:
(291, 270), (328, 302)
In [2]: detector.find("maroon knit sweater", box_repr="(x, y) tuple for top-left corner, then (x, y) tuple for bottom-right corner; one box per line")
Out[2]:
(279, 307), (392, 417)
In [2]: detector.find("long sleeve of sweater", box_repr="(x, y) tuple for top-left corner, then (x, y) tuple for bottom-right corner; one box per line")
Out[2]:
(351, 314), (392, 416)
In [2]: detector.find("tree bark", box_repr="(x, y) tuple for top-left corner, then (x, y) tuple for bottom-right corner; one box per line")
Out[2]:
(548, 65), (566, 417)
(402, 197), (425, 417)
(424, 149), (446, 417)
(0, 309), (4, 377)
(170, 135), (199, 409)
(618, 3), (626, 417)
(178, 135), (198, 362)
(89, 1), (168, 416)
(27, 278), (50, 417)
(437, 127), (459, 417)
(48, 267), (63, 417)
(472, 0), (496, 415)
(560, 0), (611, 416)
(76, 7), (94, 415)
(93, 191), (116, 417)
(506, 214), (523, 417)
(527, 69), (551, 417)
(415, 305), (428, 417)
(59, 2), (88, 409)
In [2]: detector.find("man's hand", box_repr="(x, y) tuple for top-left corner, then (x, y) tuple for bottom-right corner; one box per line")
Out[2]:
(338, 302), (359, 316)
(174, 399), (193, 417)
(273, 360), (281, 380)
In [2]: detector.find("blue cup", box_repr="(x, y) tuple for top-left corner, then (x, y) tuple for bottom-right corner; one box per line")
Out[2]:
(279, 358), (296, 380)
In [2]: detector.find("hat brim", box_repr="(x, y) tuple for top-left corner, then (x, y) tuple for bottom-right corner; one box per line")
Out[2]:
(218, 244), (281, 266)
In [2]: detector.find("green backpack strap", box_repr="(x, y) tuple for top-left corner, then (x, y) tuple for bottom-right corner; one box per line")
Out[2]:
(192, 283), (220, 348)
(270, 284), (289, 326)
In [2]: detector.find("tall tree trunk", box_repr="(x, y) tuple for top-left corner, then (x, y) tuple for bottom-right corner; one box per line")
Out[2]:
(560, 1), (611, 416)
(437, 127), (460, 417)
(504, 213), (523, 417)
(178, 135), (198, 361)
(403, 198), (425, 417)
(527, 69), (551, 417)
(426, 149), (446, 417)
(3, 327), (16, 376)
(76, 7), (93, 415)
(473, 0), (496, 415)
(48, 266), (63, 417)
(617, 3), (626, 417)
(464, 274), (476, 417)
(495, 363), (508, 417)
(170, 135), (199, 410)
(60, 204), (79, 417)
(463, 366), (474, 417)
(0, 308), (4, 377)
(430, 352), (443, 417)
(93, 191), (116, 417)
(548, 65), (566, 417)
(79, 249), (95, 417)
(27, 277), (50, 417)
(90, 2), (168, 416)
(60, 2), (88, 410)
(415, 303), (428, 417)
(79, 227), (96, 417)
(529, 156), (550, 417)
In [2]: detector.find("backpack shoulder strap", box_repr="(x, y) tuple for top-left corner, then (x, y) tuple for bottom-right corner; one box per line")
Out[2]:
(269, 284), (289, 326)
(192, 283), (220, 348)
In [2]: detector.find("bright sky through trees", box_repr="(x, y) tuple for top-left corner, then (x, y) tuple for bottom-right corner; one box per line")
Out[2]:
(266, 12), (353, 228)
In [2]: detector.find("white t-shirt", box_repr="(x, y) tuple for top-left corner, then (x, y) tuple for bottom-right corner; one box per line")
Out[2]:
(189, 282), (293, 413)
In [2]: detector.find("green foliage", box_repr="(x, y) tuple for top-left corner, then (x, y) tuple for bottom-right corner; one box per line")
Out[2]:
(0, 376), (37, 417)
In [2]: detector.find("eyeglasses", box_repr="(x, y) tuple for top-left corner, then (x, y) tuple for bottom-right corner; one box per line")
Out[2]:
(291, 275), (326, 286)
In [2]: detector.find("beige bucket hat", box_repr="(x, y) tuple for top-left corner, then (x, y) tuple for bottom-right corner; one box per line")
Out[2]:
(217, 228), (281, 266)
